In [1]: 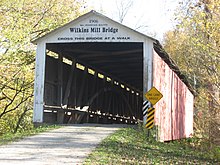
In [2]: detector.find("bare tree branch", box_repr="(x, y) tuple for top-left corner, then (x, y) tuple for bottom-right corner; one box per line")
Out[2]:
(116, 0), (133, 23)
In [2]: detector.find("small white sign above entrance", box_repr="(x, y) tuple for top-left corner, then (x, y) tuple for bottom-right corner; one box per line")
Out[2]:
(34, 11), (148, 43)
(57, 18), (130, 42)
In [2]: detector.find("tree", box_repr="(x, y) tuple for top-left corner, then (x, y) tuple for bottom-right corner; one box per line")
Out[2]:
(163, 0), (220, 146)
(0, 0), (86, 134)
(116, 0), (133, 23)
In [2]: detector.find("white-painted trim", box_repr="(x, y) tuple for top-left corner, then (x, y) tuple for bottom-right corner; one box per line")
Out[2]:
(147, 42), (153, 90)
(143, 39), (154, 124)
(33, 42), (46, 123)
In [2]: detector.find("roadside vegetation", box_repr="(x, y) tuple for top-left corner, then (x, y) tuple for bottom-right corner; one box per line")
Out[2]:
(0, 0), (87, 136)
(84, 127), (220, 165)
(0, 124), (60, 145)
(163, 0), (220, 147)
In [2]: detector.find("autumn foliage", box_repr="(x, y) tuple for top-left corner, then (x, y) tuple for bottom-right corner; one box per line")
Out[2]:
(0, 0), (86, 134)
(163, 0), (220, 146)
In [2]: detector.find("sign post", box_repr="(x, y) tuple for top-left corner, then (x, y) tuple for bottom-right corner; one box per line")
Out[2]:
(145, 107), (155, 129)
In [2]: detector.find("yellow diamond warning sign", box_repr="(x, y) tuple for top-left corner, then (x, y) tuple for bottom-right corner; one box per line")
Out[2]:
(145, 87), (163, 105)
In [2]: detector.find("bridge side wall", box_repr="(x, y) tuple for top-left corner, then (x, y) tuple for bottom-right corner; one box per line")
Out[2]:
(153, 50), (194, 141)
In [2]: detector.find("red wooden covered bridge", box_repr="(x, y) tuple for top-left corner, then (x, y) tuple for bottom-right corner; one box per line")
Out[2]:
(32, 10), (194, 141)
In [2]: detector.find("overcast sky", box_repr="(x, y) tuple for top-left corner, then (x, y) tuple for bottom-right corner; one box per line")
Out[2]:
(86, 0), (180, 41)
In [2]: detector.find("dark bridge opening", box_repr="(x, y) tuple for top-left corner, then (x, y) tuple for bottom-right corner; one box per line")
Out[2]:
(43, 42), (143, 124)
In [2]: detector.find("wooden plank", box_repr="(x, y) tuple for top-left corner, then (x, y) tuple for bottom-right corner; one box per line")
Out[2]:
(115, 91), (120, 117)
(65, 48), (142, 58)
(89, 60), (141, 65)
(137, 95), (142, 120)
(107, 79), (114, 115)
(120, 91), (134, 117)
(107, 91), (113, 115)
(121, 95), (125, 117)
(87, 71), (98, 108)
(57, 53), (63, 105)
(73, 65), (77, 107)
(77, 67), (87, 107)
(100, 76), (106, 115)
(90, 71), (98, 100)
(45, 80), (58, 85)
(57, 53), (64, 124)
(63, 60), (76, 108)
(131, 92), (135, 118)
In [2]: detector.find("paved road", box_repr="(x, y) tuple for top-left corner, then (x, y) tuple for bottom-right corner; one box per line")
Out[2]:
(0, 124), (126, 165)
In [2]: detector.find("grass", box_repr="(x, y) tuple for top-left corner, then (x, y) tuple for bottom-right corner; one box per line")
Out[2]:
(84, 127), (219, 165)
(0, 124), (61, 145)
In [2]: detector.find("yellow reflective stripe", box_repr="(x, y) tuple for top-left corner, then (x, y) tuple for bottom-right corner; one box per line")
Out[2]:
(147, 124), (154, 129)
(147, 110), (155, 118)
(146, 121), (154, 128)
(147, 114), (154, 122)
(147, 107), (154, 113)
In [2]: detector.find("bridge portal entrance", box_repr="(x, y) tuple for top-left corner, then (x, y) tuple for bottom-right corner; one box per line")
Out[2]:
(43, 42), (143, 124)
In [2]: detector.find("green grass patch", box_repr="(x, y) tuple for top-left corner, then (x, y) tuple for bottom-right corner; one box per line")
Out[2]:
(0, 124), (61, 145)
(84, 127), (219, 165)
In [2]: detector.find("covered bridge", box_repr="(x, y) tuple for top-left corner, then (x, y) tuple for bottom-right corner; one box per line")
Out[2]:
(32, 10), (194, 141)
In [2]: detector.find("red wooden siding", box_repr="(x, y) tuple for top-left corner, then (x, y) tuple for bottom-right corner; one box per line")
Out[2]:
(153, 50), (194, 141)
